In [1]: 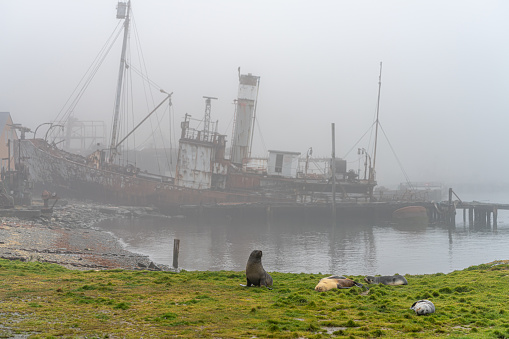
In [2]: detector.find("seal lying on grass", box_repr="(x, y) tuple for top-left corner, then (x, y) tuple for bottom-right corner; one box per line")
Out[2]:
(410, 299), (435, 315)
(364, 275), (408, 285)
(244, 250), (273, 288)
(314, 276), (368, 292)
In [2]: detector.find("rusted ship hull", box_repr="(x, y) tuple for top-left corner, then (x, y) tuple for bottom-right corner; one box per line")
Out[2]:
(17, 139), (285, 212)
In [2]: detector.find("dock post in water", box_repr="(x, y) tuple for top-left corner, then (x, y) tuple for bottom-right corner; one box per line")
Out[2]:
(266, 205), (273, 221)
(448, 188), (455, 226)
(493, 207), (498, 229)
(331, 123), (336, 222)
(173, 239), (180, 269)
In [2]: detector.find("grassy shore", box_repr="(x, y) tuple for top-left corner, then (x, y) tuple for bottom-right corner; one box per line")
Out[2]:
(1, 259), (508, 338)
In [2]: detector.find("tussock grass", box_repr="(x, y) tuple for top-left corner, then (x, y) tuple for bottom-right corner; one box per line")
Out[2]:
(0, 259), (508, 338)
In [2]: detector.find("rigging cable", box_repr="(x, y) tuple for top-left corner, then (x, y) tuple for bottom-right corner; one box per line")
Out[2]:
(113, 10), (173, 175)
(165, 100), (175, 177)
(135, 104), (172, 174)
(342, 121), (376, 159)
(54, 21), (123, 127)
(133, 10), (177, 176)
(254, 116), (267, 156)
(127, 51), (136, 167)
(131, 13), (161, 174)
(378, 122), (413, 188)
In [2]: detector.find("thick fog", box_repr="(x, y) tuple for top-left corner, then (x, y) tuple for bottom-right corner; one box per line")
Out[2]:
(1, 0), (508, 189)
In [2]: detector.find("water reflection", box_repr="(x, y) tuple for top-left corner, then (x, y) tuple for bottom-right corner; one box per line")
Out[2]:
(94, 212), (509, 275)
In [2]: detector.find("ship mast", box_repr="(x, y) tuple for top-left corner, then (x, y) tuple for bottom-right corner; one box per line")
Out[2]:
(109, 1), (131, 163)
(369, 62), (382, 200)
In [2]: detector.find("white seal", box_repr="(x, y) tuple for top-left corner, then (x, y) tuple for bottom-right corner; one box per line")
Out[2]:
(410, 299), (435, 315)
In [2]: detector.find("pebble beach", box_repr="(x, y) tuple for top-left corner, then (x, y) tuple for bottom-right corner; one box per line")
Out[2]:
(0, 201), (172, 271)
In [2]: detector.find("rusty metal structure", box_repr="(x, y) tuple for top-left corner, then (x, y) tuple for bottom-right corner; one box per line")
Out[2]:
(58, 117), (107, 154)
(0, 181), (14, 208)
(230, 71), (259, 165)
(15, 69), (298, 210)
(17, 134), (292, 213)
(13, 1), (378, 213)
(1, 123), (32, 207)
(15, 62), (376, 210)
(175, 113), (228, 190)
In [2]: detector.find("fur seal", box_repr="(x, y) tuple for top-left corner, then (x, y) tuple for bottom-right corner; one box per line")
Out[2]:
(410, 300), (435, 315)
(314, 275), (368, 292)
(364, 275), (408, 286)
(245, 250), (273, 288)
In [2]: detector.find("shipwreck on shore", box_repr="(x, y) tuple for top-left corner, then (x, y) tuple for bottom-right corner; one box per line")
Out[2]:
(10, 2), (380, 214)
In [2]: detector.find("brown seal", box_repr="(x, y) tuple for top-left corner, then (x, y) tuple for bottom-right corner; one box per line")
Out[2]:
(245, 250), (273, 288)
(314, 275), (367, 292)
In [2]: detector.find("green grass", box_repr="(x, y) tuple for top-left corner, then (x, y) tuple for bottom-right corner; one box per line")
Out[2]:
(0, 259), (508, 338)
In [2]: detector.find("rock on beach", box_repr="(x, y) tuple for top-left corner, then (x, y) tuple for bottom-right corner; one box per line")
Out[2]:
(0, 201), (171, 271)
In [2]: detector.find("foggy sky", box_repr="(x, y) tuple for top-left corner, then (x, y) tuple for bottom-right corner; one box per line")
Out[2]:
(1, 0), (508, 188)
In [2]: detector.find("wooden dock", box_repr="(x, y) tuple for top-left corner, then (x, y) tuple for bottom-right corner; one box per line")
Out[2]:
(180, 188), (508, 227)
(180, 201), (431, 221)
(438, 188), (509, 228)
(452, 201), (509, 228)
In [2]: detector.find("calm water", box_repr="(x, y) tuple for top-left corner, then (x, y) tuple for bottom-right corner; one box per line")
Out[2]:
(94, 196), (509, 276)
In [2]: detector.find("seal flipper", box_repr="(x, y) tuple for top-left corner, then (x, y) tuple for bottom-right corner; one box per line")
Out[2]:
(336, 282), (353, 289)
(354, 281), (370, 291)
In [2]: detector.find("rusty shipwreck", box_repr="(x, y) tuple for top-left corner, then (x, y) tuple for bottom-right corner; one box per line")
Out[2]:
(14, 1), (376, 213)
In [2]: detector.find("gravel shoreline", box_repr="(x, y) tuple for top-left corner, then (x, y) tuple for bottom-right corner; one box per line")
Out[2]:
(0, 200), (174, 271)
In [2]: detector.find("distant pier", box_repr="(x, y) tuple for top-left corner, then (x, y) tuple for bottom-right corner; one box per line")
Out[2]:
(180, 188), (508, 228)
(441, 188), (509, 228)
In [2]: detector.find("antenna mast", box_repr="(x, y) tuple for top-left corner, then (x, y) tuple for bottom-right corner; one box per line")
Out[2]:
(203, 96), (218, 141)
(371, 62), (382, 185)
(109, 1), (130, 163)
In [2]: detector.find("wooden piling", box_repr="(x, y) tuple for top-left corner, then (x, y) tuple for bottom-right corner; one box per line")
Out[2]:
(493, 207), (498, 229)
(173, 239), (180, 269)
(331, 123), (336, 222)
(266, 205), (272, 220)
(448, 188), (454, 226)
